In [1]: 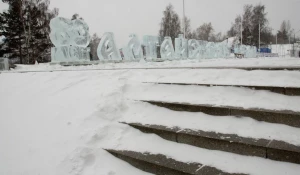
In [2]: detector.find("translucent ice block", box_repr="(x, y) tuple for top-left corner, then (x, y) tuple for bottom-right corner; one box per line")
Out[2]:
(50, 17), (90, 48)
(175, 34), (188, 59)
(188, 39), (200, 59)
(97, 32), (122, 61)
(143, 35), (160, 60)
(123, 34), (143, 61)
(51, 46), (90, 62)
(160, 36), (175, 59)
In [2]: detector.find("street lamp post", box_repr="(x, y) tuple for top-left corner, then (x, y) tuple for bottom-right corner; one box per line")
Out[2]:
(259, 23), (261, 53)
(183, 0), (186, 39)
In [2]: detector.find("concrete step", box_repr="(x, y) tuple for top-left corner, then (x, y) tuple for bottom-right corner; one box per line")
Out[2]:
(142, 100), (300, 128)
(106, 149), (246, 175)
(122, 122), (300, 165)
(143, 82), (300, 96)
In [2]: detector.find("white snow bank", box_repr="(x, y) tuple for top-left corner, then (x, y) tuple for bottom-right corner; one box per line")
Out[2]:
(142, 69), (300, 88)
(122, 101), (300, 146)
(125, 83), (300, 112)
(1, 67), (300, 175)
(0, 71), (151, 175)
(8, 57), (300, 72)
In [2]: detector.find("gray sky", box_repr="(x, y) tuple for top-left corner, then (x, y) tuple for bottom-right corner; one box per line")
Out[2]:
(1, 0), (300, 46)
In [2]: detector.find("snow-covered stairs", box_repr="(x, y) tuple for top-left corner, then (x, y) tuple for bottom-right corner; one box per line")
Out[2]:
(106, 68), (300, 175)
(120, 122), (300, 164)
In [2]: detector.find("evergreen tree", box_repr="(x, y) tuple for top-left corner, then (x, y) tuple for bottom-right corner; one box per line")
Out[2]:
(0, 0), (58, 64)
(0, 0), (25, 63)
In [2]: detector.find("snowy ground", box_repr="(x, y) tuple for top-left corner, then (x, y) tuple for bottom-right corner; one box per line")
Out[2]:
(6, 57), (300, 72)
(1, 58), (300, 175)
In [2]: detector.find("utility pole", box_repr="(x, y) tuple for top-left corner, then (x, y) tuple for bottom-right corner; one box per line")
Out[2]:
(276, 33), (278, 54)
(259, 23), (261, 53)
(183, 0), (186, 39)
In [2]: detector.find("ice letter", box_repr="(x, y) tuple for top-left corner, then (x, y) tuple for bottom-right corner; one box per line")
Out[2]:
(143, 35), (160, 60)
(97, 32), (122, 61)
(175, 34), (188, 59)
(188, 39), (200, 59)
(123, 34), (143, 61)
(160, 36), (175, 60)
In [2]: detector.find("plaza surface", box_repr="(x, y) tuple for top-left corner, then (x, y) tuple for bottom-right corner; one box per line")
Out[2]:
(1, 57), (300, 175)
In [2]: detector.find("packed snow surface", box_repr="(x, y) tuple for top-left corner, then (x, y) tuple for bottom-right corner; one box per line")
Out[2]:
(8, 57), (300, 72)
(1, 58), (300, 175)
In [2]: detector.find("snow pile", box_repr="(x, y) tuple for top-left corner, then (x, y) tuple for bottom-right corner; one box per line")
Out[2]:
(1, 66), (300, 175)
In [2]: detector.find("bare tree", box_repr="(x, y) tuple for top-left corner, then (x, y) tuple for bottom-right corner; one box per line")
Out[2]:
(159, 4), (181, 44)
(182, 17), (192, 39)
(194, 22), (214, 41)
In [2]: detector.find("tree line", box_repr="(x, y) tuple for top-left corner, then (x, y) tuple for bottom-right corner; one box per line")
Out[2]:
(0, 0), (58, 64)
(0, 2), (298, 64)
(159, 3), (298, 48)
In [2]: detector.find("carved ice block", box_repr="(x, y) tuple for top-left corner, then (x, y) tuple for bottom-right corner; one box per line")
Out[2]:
(50, 17), (90, 48)
(0, 58), (9, 71)
(143, 35), (160, 60)
(97, 32), (122, 61)
(160, 36), (175, 59)
(175, 34), (188, 59)
(51, 46), (90, 62)
(123, 34), (143, 61)
(188, 39), (200, 59)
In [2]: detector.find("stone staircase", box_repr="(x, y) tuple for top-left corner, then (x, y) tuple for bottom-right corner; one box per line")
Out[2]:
(105, 67), (300, 175)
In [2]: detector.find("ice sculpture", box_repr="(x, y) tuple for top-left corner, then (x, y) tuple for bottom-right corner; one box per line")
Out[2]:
(97, 32), (122, 61)
(51, 46), (90, 62)
(175, 34), (188, 59)
(160, 36), (175, 59)
(50, 17), (91, 62)
(0, 58), (9, 71)
(188, 39), (201, 59)
(123, 34), (143, 61)
(234, 45), (257, 58)
(143, 35), (160, 60)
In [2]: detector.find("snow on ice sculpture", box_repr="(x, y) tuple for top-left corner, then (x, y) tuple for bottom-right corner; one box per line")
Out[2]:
(123, 34), (143, 61)
(143, 35), (160, 60)
(175, 34), (188, 59)
(188, 39), (200, 59)
(97, 32), (122, 61)
(160, 36), (175, 60)
(49, 17), (91, 62)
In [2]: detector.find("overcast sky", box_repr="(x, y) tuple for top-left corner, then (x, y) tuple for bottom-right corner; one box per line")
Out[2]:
(1, 0), (300, 46)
